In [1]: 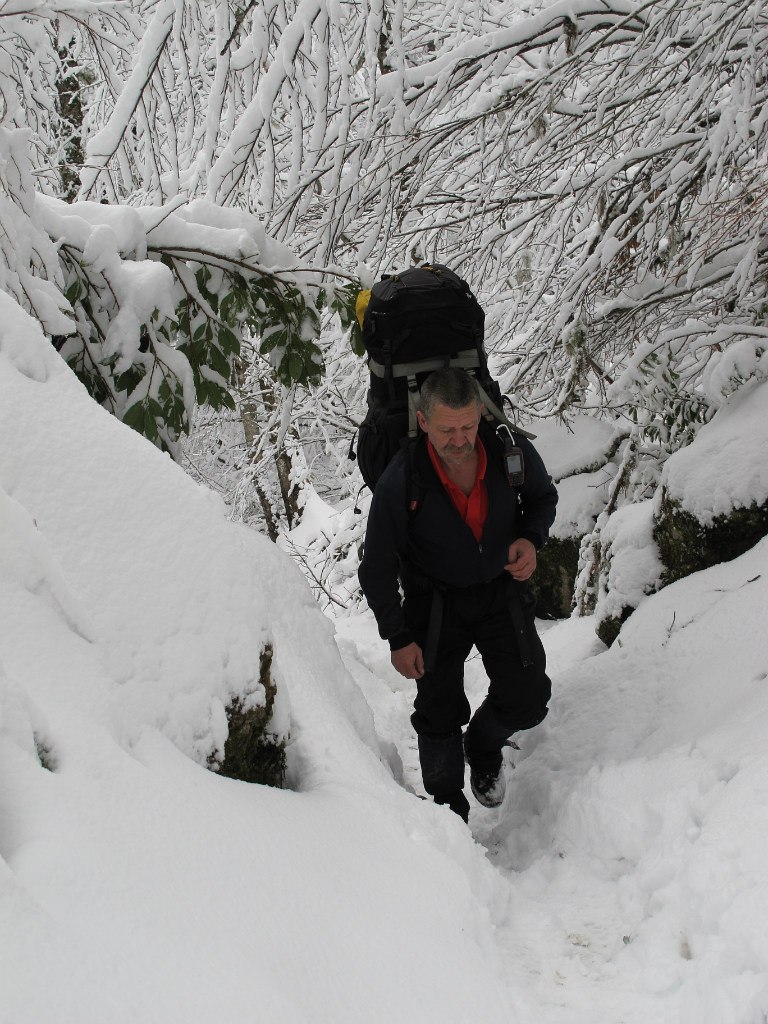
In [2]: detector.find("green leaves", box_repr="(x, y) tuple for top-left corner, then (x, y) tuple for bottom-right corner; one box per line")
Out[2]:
(123, 397), (163, 443)
(114, 364), (146, 395)
(255, 282), (323, 388)
(218, 325), (239, 356)
(177, 268), (328, 390)
(159, 269), (243, 417)
(64, 277), (84, 305)
(157, 375), (187, 438)
(57, 243), (360, 452)
(170, 267), (326, 405)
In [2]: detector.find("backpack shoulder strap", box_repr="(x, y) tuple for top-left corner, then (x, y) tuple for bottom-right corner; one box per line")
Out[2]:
(405, 436), (425, 520)
(473, 380), (536, 440)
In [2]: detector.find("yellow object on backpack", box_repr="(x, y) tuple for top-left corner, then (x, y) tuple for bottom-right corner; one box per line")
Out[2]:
(355, 289), (372, 330)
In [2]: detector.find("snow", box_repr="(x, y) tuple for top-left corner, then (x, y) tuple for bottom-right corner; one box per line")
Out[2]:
(551, 467), (613, 539)
(2, 303), (768, 1023)
(0, 296), (511, 1022)
(593, 500), (664, 627)
(662, 378), (768, 522)
(528, 415), (621, 539)
(78, 0), (176, 198)
(38, 194), (296, 271)
(528, 413), (618, 482)
(374, 0), (638, 100)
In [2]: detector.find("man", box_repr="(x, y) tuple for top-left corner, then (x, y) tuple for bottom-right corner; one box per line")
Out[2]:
(358, 368), (557, 822)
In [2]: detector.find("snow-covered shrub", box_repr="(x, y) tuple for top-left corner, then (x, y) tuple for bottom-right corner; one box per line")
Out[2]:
(1, 3), (362, 454)
(280, 488), (368, 614)
(574, 379), (768, 645)
(48, 194), (342, 452)
(0, 128), (73, 339)
(349, 0), (768, 439)
(590, 502), (664, 647)
(182, 328), (368, 548)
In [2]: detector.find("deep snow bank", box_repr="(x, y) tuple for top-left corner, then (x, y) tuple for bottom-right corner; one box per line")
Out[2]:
(661, 378), (768, 522)
(489, 538), (768, 1024)
(0, 296), (515, 1023)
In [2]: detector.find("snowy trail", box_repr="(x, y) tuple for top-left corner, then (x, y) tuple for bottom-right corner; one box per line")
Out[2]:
(334, 547), (768, 1024)
(334, 612), (632, 1021)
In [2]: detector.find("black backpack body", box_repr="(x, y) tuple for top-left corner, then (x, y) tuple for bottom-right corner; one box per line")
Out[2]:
(355, 263), (530, 493)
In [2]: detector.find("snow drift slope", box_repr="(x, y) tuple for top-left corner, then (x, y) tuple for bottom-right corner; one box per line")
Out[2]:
(0, 295), (514, 1023)
(487, 539), (768, 1024)
(338, 533), (768, 1024)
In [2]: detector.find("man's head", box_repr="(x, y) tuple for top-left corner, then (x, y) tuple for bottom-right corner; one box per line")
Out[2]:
(416, 368), (482, 468)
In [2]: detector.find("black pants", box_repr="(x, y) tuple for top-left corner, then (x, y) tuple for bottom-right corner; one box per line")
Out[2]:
(405, 574), (550, 800)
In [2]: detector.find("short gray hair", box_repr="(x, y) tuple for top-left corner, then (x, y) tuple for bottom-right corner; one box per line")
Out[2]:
(418, 368), (481, 419)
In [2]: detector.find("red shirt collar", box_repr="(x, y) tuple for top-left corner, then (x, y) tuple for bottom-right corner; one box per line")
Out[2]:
(426, 437), (489, 543)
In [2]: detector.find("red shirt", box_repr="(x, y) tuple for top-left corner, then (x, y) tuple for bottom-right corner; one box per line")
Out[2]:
(427, 438), (489, 542)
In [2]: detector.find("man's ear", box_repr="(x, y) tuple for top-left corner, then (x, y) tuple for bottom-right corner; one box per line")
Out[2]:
(416, 410), (428, 432)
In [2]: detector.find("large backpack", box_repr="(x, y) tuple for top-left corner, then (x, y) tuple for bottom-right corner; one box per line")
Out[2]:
(354, 263), (532, 493)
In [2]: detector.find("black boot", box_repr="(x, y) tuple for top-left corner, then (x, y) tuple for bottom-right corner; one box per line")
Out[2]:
(468, 765), (506, 808)
(463, 731), (505, 808)
(418, 731), (468, 821)
(435, 790), (470, 822)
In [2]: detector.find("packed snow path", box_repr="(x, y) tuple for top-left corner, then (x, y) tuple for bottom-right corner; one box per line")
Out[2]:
(336, 550), (768, 1024)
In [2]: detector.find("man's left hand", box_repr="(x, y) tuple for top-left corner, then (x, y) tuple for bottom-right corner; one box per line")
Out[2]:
(505, 538), (537, 581)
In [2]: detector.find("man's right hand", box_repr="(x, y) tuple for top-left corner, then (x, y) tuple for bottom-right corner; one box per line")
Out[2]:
(391, 642), (425, 679)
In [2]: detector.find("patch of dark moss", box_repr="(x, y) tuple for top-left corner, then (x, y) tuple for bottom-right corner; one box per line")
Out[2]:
(531, 535), (582, 618)
(213, 644), (286, 788)
(35, 735), (57, 772)
(654, 490), (768, 585)
(595, 606), (634, 648)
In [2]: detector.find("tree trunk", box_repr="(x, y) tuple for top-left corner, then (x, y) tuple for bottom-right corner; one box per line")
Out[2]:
(234, 357), (302, 539)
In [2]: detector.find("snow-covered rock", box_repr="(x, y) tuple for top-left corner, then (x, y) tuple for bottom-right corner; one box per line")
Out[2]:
(528, 415), (623, 617)
(656, 379), (768, 583)
(591, 500), (664, 646)
(661, 378), (768, 524)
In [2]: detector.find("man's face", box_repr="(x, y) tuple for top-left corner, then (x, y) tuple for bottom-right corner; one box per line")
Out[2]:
(416, 402), (482, 467)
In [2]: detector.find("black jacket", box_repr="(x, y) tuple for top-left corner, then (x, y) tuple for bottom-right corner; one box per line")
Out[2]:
(358, 430), (558, 648)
